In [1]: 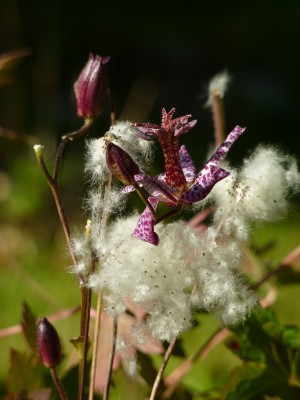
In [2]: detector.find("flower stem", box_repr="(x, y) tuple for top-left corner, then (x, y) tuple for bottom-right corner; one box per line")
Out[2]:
(149, 337), (177, 400)
(107, 88), (116, 126)
(134, 184), (156, 219)
(88, 289), (103, 400)
(78, 254), (97, 400)
(211, 92), (225, 147)
(34, 150), (82, 281)
(50, 367), (69, 400)
(155, 205), (182, 225)
(102, 315), (118, 400)
(88, 174), (113, 400)
(53, 119), (93, 181)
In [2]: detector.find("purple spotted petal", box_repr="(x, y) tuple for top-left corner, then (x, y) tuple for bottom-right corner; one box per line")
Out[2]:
(134, 174), (177, 203)
(132, 123), (162, 140)
(179, 145), (196, 182)
(122, 185), (135, 194)
(179, 165), (229, 203)
(132, 197), (159, 245)
(207, 125), (245, 168)
(174, 119), (197, 137)
(157, 172), (167, 184)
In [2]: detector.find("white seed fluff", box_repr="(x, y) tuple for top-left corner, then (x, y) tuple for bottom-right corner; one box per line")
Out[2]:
(209, 146), (300, 239)
(206, 70), (231, 107)
(88, 216), (254, 341)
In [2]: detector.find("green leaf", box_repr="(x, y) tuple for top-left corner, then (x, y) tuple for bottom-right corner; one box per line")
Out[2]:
(226, 336), (264, 363)
(70, 335), (85, 360)
(21, 302), (37, 352)
(136, 352), (158, 389)
(109, 368), (148, 400)
(224, 364), (300, 400)
(282, 326), (300, 349)
(6, 349), (44, 394)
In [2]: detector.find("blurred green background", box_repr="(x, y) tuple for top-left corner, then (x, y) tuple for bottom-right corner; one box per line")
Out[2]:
(0, 0), (300, 396)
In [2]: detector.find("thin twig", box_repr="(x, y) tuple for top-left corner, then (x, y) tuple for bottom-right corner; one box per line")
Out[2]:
(0, 126), (38, 145)
(250, 245), (300, 290)
(102, 315), (118, 400)
(0, 306), (80, 339)
(162, 328), (230, 399)
(149, 337), (177, 400)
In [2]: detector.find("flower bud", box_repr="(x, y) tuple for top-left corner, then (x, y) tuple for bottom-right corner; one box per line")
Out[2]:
(106, 141), (141, 185)
(36, 318), (61, 368)
(74, 54), (110, 119)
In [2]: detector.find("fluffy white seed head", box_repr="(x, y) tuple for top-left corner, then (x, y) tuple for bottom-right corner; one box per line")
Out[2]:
(85, 137), (108, 184)
(209, 146), (300, 239)
(88, 216), (254, 341)
(107, 121), (154, 169)
(84, 118), (154, 184)
(206, 70), (231, 107)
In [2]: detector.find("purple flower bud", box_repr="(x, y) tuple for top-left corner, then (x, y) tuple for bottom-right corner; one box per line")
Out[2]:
(74, 54), (110, 119)
(36, 318), (61, 368)
(106, 141), (141, 185)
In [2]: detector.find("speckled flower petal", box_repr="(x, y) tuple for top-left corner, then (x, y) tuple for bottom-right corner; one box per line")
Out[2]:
(134, 174), (177, 203)
(132, 123), (162, 140)
(179, 165), (229, 203)
(174, 118), (197, 137)
(122, 184), (135, 194)
(132, 197), (159, 245)
(179, 145), (196, 182)
(207, 125), (245, 168)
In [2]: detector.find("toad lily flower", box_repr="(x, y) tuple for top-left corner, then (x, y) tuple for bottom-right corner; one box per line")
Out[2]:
(107, 108), (245, 245)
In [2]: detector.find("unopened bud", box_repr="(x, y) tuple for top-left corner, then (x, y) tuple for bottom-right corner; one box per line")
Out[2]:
(36, 318), (61, 368)
(106, 141), (141, 185)
(74, 54), (110, 119)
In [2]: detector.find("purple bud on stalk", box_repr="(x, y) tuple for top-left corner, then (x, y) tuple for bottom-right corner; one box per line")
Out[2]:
(74, 54), (110, 119)
(36, 318), (61, 368)
(106, 141), (141, 185)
